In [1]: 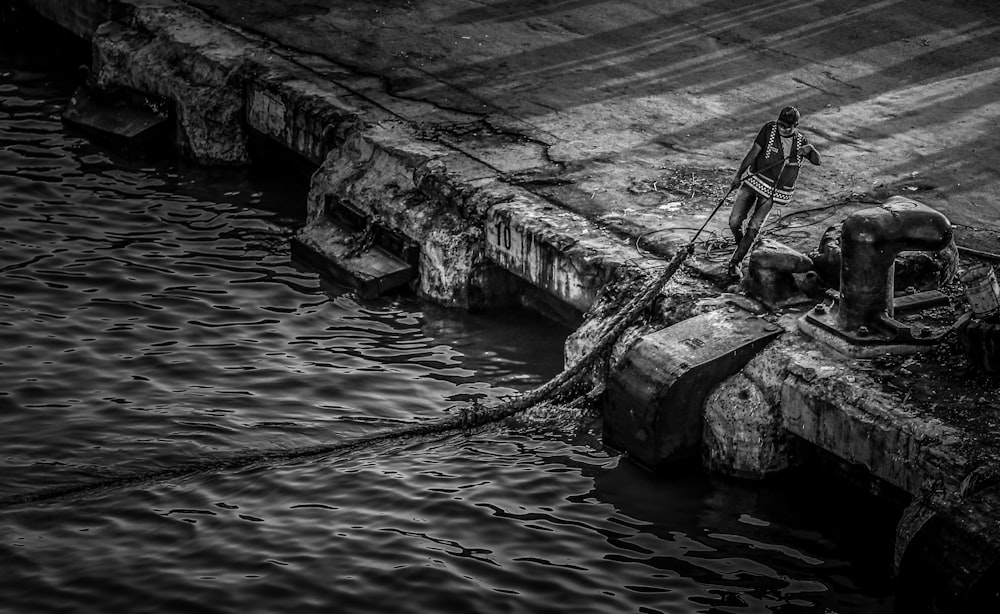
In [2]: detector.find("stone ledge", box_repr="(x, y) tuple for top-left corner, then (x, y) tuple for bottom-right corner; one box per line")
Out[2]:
(27, 0), (659, 312)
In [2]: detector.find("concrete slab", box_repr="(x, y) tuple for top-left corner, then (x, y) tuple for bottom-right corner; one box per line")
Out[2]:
(178, 0), (1000, 257)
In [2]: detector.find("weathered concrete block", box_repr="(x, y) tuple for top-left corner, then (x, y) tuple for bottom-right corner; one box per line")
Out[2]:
(751, 238), (814, 272)
(770, 332), (966, 497)
(703, 372), (800, 479)
(246, 79), (364, 166)
(745, 239), (817, 308)
(602, 308), (782, 472)
(304, 123), (496, 307)
(90, 12), (251, 164)
(486, 196), (632, 314)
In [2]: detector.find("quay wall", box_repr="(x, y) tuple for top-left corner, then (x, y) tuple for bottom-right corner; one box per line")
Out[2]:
(18, 1), (1000, 610)
(40, 0), (640, 314)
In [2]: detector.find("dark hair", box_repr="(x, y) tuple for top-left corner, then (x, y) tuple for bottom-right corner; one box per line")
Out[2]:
(778, 106), (801, 125)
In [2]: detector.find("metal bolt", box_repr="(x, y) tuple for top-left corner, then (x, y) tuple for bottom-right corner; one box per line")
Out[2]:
(857, 326), (870, 337)
(814, 304), (827, 314)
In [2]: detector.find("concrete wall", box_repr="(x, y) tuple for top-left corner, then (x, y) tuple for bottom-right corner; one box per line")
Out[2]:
(23, 0), (641, 313)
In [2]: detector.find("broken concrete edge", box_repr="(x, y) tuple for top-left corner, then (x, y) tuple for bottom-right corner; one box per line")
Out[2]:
(35, 0), (389, 165)
(719, 312), (997, 506)
(298, 116), (637, 310)
(25, 0), (659, 315)
(756, 321), (970, 493)
(89, 5), (255, 164)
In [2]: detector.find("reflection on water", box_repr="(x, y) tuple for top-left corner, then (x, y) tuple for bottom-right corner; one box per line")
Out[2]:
(0, 20), (896, 614)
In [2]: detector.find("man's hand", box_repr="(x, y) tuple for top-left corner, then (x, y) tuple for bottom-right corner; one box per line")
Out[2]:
(800, 143), (820, 165)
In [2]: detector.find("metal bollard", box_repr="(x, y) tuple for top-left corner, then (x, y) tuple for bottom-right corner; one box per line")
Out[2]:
(799, 197), (959, 357)
(838, 196), (952, 332)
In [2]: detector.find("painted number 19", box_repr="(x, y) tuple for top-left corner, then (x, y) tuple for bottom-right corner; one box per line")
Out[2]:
(495, 221), (512, 250)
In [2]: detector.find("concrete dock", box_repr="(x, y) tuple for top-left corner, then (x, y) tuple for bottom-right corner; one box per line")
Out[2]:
(14, 0), (1000, 610)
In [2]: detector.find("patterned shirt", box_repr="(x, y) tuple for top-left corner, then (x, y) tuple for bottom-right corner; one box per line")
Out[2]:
(744, 120), (814, 204)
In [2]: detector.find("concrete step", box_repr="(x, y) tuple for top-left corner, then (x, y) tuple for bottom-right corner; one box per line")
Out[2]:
(61, 85), (170, 150)
(292, 217), (417, 299)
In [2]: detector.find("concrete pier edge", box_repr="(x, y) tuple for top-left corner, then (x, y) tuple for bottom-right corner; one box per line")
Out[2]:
(16, 0), (1000, 609)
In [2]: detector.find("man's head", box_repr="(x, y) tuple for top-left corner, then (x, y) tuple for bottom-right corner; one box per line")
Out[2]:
(777, 106), (800, 136)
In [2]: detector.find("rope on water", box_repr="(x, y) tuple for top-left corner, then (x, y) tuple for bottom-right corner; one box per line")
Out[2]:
(0, 246), (693, 512)
(9, 173), (748, 513)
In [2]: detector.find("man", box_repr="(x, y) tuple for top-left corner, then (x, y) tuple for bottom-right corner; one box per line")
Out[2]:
(727, 106), (821, 278)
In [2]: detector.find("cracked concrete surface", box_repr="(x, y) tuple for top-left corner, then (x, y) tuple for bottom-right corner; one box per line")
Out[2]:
(182, 0), (1000, 261)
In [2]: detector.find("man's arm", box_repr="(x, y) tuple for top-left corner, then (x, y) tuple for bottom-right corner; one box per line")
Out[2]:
(731, 143), (761, 188)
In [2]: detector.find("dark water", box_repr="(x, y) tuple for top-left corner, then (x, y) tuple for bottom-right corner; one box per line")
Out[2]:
(0, 30), (897, 614)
